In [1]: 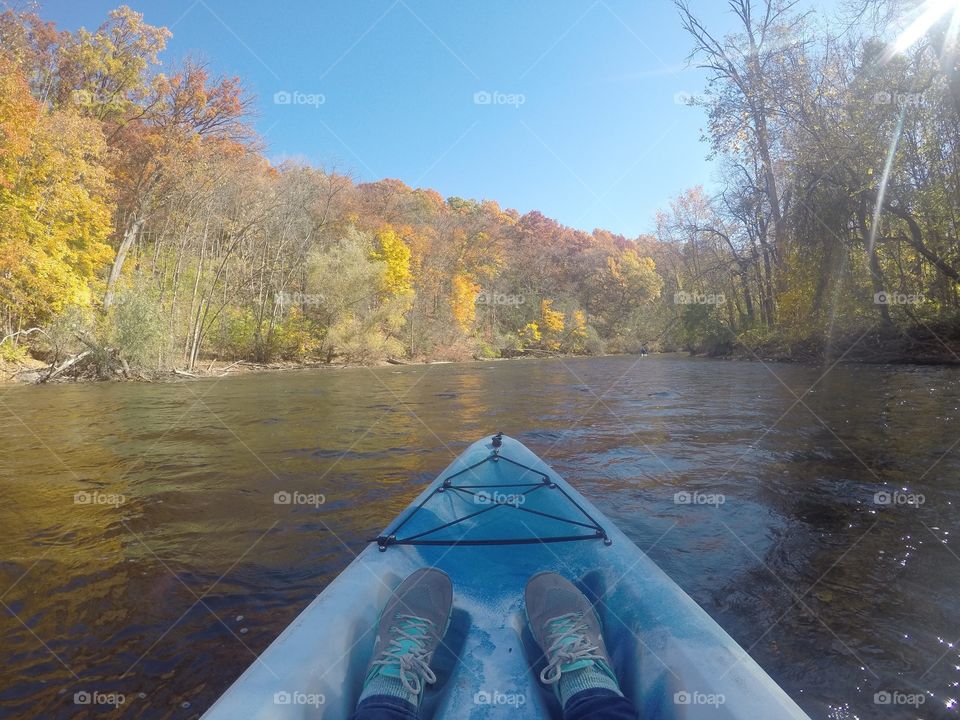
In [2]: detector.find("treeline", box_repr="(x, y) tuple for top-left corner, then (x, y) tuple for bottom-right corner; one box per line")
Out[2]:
(0, 6), (666, 377)
(660, 0), (960, 360)
(2, 2), (958, 379)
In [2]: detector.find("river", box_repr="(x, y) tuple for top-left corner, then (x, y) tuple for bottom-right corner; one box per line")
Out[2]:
(1, 355), (958, 719)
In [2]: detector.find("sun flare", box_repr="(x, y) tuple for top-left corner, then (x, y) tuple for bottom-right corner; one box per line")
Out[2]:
(888, 0), (960, 57)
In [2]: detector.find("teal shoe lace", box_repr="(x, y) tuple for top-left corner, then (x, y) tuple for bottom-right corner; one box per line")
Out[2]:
(369, 614), (438, 695)
(539, 612), (606, 685)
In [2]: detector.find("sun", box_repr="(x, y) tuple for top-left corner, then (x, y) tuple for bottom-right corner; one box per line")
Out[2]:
(887, 0), (960, 58)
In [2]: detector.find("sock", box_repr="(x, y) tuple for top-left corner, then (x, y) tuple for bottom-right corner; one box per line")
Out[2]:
(358, 673), (419, 707)
(557, 661), (623, 707)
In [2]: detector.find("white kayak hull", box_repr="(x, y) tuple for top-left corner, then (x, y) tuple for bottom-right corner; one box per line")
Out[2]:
(202, 434), (811, 719)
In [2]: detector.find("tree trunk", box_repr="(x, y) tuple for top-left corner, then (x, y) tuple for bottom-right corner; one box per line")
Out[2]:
(103, 216), (144, 309)
(884, 200), (960, 283)
(858, 203), (892, 326)
(185, 220), (208, 361)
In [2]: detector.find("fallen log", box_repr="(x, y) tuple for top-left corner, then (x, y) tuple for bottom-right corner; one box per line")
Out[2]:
(39, 351), (91, 383)
(217, 360), (244, 376)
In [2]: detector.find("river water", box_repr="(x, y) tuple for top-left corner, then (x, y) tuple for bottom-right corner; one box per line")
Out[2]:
(0, 355), (958, 719)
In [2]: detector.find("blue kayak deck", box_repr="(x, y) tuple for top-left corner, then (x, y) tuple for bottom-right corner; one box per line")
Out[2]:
(202, 434), (811, 719)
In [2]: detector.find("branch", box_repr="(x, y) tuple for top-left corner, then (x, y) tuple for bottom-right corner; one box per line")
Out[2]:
(864, 190), (960, 282)
(39, 351), (91, 383)
(1, 327), (49, 345)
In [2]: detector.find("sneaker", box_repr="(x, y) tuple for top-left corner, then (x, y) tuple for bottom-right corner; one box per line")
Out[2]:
(361, 568), (453, 704)
(524, 572), (621, 704)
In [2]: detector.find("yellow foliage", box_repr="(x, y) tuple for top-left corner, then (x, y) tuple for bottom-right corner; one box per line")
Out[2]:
(518, 322), (541, 347)
(371, 226), (413, 296)
(540, 299), (565, 350)
(569, 309), (588, 351)
(572, 309), (587, 335)
(600, 250), (662, 305)
(0, 59), (115, 325)
(0, 59), (35, 180)
(59, 6), (171, 120)
(450, 273), (480, 332)
(541, 299), (565, 333)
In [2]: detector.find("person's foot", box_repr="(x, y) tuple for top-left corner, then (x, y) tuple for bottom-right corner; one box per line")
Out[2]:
(525, 572), (623, 706)
(359, 568), (453, 707)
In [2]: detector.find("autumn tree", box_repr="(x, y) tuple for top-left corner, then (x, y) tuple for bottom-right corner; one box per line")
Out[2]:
(0, 56), (114, 335)
(103, 57), (252, 309)
(676, 0), (809, 324)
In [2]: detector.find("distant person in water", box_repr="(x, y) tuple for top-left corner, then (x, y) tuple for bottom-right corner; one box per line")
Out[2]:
(349, 568), (639, 720)
(640, 345), (648, 356)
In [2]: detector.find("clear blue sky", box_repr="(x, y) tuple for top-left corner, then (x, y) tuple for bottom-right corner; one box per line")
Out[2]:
(37, 1), (821, 237)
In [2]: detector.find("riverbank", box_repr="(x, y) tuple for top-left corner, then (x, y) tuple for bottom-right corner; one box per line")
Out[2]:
(724, 321), (960, 365)
(0, 357), (380, 385)
(4, 324), (959, 385)
(0, 354), (551, 385)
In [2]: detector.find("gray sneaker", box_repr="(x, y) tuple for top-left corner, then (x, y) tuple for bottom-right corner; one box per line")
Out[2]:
(524, 572), (618, 692)
(362, 568), (453, 698)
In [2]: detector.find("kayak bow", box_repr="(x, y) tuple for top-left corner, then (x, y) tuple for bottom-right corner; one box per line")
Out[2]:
(202, 433), (811, 719)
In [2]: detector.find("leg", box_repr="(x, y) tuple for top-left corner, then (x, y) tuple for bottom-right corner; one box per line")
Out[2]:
(350, 568), (453, 720)
(562, 688), (640, 720)
(525, 573), (640, 720)
(349, 693), (420, 720)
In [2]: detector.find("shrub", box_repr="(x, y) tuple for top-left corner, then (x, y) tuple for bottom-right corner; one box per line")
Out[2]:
(103, 289), (166, 368)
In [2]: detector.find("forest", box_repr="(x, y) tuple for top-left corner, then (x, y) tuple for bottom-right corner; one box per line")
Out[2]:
(1, 0), (958, 381)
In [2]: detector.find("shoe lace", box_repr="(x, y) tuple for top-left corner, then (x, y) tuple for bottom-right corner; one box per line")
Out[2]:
(539, 611), (604, 685)
(372, 614), (439, 695)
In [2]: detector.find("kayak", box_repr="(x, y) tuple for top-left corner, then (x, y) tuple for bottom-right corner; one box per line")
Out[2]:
(202, 433), (811, 719)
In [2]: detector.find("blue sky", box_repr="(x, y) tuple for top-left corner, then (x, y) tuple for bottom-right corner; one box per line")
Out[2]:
(39, 1), (800, 237)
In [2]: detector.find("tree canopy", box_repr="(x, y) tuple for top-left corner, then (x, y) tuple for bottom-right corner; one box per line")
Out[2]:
(2, 1), (958, 376)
